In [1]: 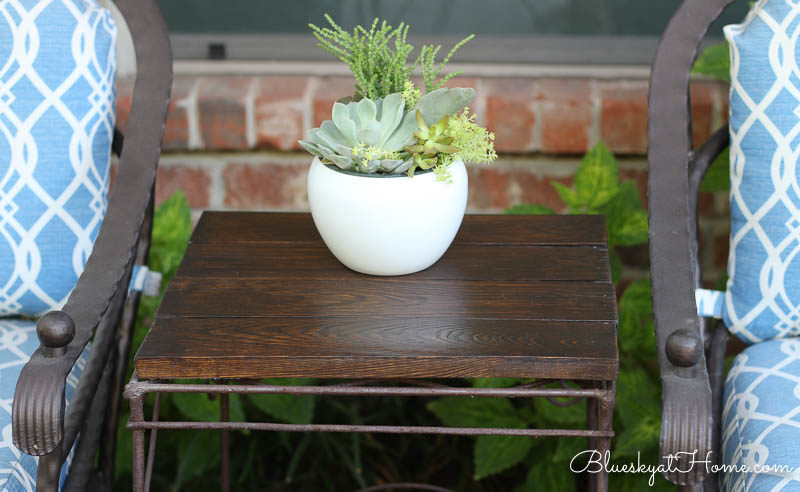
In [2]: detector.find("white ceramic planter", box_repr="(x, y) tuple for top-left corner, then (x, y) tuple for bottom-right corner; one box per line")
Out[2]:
(307, 157), (468, 276)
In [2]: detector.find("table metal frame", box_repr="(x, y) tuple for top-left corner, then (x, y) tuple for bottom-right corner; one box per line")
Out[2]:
(125, 373), (615, 492)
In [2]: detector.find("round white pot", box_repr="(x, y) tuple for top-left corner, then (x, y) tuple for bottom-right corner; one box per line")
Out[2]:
(307, 157), (468, 276)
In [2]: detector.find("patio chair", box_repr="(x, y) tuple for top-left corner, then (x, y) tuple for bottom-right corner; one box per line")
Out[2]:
(0, 0), (171, 490)
(649, 0), (800, 489)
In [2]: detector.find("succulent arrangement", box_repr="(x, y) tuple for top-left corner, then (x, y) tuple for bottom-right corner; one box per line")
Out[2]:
(300, 15), (496, 180)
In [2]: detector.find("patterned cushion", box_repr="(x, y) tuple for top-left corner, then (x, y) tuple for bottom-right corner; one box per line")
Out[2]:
(712, 0), (800, 343)
(0, 319), (89, 491)
(0, 0), (117, 316)
(721, 338), (800, 490)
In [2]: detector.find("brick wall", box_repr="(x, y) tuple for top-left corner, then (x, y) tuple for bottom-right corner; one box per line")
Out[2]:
(116, 73), (731, 283)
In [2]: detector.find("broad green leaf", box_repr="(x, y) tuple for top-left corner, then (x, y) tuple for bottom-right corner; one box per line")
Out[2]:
(551, 182), (580, 209)
(609, 249), (623, 284)
(614, 414), (661, 457)
(149, 191), (192, 283)
(471, 378), (522, 388)
(573, 142), (620, 210)
(504, 204), (555, 215)
(552, 437), (588, 464)
(699, 147), (730, 192)
(519, 458), (577, 491)
(174, 431), (220, 490)
(170, 393), (245, 423)
(474, 435), (533, 480)
(427, 397), (523, 429)
(618, 279), (657, 359)
(691, 42), (730, 82)
(599, 182), (648, 247)
(615, 367), (661, 433)
(533, 394), (586, 426)
(248, 378), (316, 425)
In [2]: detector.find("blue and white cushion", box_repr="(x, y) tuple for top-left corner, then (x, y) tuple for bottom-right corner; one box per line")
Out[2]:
(721, 338), (800, 490)
(0, 319), (89, 490)
(0, 0), (117, 316)
(694, 0), (800, 343)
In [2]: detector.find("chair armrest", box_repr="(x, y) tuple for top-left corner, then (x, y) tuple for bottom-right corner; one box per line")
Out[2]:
(648, 0), (735, 485)
(11, 0), (172, 457)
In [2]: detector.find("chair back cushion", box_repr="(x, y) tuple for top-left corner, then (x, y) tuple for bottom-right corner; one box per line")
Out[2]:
(0, 0), (116, 316)
(722, 0), (800, 343)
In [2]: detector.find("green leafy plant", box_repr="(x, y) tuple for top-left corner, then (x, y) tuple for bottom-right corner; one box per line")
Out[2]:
(692, 41), (731, 193)
(303, 16), (496, 180)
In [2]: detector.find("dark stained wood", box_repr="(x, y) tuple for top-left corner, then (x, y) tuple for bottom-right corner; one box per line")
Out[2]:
(137, 212), (619, 381)
(190, 212), (608, 246)
(157, 278), (616, 321)
(135, 318), (617, 380)
(176, 242), (611, 282)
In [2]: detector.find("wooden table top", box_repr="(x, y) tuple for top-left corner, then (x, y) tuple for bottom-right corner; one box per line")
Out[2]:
(135, 212), (618, 381)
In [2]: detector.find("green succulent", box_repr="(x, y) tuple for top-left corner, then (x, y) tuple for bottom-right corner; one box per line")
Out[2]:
(299, 88), (475, 175)
(405, 111), (460, 176)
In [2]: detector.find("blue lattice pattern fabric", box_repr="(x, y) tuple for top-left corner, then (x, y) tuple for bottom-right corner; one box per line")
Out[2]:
(721, 338), (800, 490)
(0, 0), (116, 316)
(696, 0), (800, 343)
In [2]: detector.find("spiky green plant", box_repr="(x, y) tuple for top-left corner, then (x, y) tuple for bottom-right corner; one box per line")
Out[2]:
(309, 14), (473, 100)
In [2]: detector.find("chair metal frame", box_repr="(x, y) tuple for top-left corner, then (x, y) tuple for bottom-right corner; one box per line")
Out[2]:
(10, 1), (172, 490)
(648, 0), (737, 490)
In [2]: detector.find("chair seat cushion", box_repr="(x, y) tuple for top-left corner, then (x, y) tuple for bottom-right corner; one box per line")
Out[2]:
(0, 319), (89, 491)
(721, 338), (800, 490)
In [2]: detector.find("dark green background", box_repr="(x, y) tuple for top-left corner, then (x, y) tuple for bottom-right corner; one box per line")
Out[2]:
(156, 0), (749, 37)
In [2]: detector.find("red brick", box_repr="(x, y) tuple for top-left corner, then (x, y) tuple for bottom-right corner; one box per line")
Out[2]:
(539, 79), (592, 154)
(514, 172), (573, 214)
(198, 77), (251, 150)
(254, 76), (308, 151)
(224, 161), (308, 209)
(311, 77), (357, 128)
(697, 192), (716, 217)
(690, 81), (714, 149)
(600, 83), (649, 155)
(467, 167), (510, 211)
(155, 166), (211, 208)
(713, 228), (731, 271)
(161, 76), (196, 151)
(115, 78), (133, 134)
(485, 79), (536, 153)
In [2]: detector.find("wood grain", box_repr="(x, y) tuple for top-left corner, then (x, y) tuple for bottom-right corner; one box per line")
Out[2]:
(176, 243), (611, 282)
(135, 318), (618, 379)
(190, 212), (608, 246)
(157, 278), (617, 321)
(137, 212), (619, 381)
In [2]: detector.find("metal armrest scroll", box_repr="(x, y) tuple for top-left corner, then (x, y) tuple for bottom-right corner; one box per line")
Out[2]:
(13, 312), (76, 455)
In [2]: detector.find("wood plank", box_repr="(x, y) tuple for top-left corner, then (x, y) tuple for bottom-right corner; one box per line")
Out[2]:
(190, 212), (608, 246)
(135, 317), (618, 380)
(176, 243), (611, 282)
(156, 278), (617, 321)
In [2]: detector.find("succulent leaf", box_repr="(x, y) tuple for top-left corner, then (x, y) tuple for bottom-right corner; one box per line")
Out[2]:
(299, 140), (324, 158)
(332, 103), (358, 146)
(377, 93), (405, 147)
(415, 87), (475, 128)
(356, 98), (377, 128)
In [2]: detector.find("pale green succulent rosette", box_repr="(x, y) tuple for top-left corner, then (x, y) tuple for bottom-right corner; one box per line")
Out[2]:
(299, 87), (475, 175)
